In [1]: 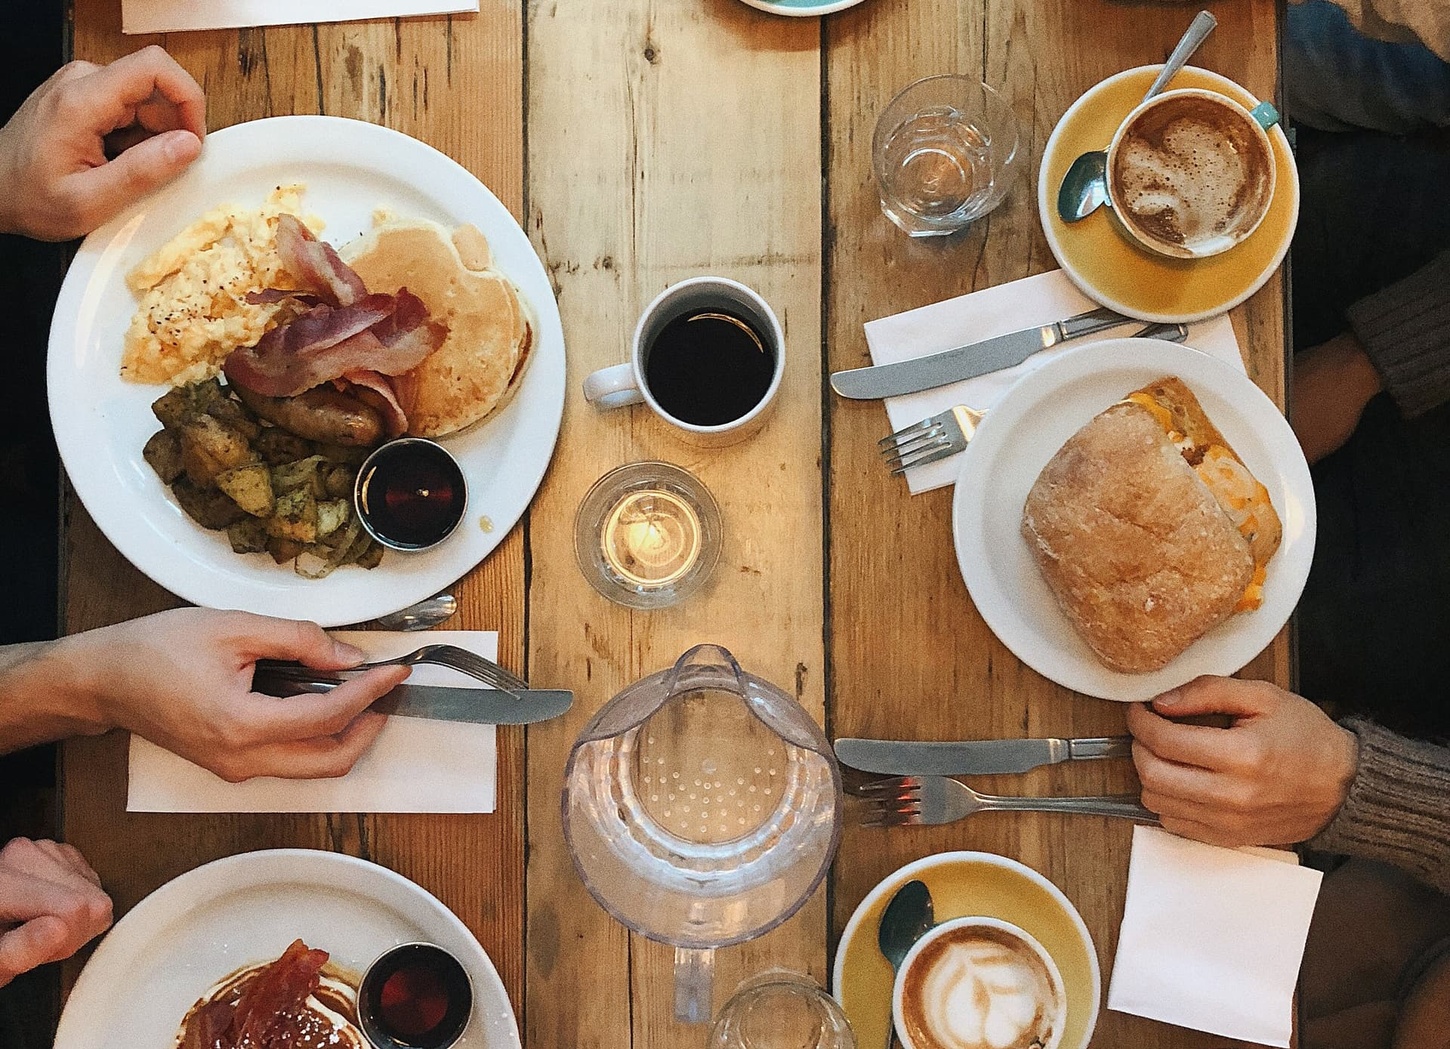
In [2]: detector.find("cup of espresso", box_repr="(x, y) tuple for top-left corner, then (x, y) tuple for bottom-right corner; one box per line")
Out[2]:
(892, 917), (1067, 1049)
(1105, 87), (1278, 260)
(583, 276), (785, 446)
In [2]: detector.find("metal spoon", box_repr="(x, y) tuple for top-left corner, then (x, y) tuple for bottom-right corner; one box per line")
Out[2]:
(876, 879), (935, 1049)
(1056, 9), (1218, 223)
(374, 592), (458, 631)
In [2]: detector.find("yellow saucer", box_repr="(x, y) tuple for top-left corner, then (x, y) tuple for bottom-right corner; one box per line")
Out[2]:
(832, 852), (1101, 1049)
(1038, 65), (1299, 323)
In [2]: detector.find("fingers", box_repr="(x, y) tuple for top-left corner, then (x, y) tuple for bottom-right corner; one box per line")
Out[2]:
(229, 614), (367, 671)
(0, 916), (75, 986)
(0, 839), (112, 986)
(1126, 700), (1243, 771)
(82, 46), (206, 139)
(58, 128), (202, 232)
(1151, 676), (1275, 720)
(213, 712), (389, 782)
(244, 666), (410, 745)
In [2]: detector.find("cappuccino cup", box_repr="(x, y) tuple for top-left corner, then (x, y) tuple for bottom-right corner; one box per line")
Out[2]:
(892, 917), (1067, 1049)
(1106, 87), (1278, 260)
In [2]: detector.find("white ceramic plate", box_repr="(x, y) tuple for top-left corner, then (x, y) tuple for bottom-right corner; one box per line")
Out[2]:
(736, 0), (867, 15)
(48, 116), (565, 626)
(951, 339), (1315, 702)
(53, 849), (520, 1049)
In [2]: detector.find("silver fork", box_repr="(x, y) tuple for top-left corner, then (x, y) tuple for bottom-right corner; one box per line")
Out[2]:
(877, 321), (1190, 475)
(255, 644), (529, 695)
(857, 775), (1159, 827)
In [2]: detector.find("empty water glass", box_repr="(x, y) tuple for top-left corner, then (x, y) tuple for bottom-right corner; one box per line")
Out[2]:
(707, 972), (856, 1049)
(872, 75), (1022, 237)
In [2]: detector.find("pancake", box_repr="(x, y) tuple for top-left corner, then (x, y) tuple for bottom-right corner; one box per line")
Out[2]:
(344, 219), (531, 437)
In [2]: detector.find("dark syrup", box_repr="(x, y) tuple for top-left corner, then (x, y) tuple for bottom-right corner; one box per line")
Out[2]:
(360, 944), (472, 1049)
(356, 440), (466, 550)
(644, 309), (775, 426)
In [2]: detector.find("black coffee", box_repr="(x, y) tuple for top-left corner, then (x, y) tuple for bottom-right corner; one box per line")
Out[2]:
(644, 309), (775, 426)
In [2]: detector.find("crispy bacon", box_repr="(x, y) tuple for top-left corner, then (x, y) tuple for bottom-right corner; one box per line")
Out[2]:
(218, 938), (329, 1049)
(244, 289), (324, 307)
(274, 214), (368, 308)
(344, 370), (410, 439)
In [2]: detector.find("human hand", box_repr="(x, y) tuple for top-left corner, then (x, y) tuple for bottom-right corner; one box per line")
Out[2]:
(0, 837), (112, 988)
(0, 46), (205, 241)
(1127, 676), (1359, 847)
(59, 608), (408, 783)
(1292, 332), (1383, 464)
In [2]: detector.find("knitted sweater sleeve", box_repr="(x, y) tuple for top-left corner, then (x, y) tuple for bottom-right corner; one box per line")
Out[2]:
(1308, 717), (1450, 893)
(1344, 249), (1450, 418)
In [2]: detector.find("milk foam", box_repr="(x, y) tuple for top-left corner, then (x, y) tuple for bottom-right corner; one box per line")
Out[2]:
(917, 939), (1058, 1049)
(1112, 98), (1271, 252)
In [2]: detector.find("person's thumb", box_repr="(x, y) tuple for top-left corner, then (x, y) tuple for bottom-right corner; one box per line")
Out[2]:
(63, 129), (201, 229)
(1150, 676), (1270, 723)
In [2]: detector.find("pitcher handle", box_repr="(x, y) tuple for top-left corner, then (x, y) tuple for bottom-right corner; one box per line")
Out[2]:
(674, 946), (715, 1024)
(662, 643), (748, 700)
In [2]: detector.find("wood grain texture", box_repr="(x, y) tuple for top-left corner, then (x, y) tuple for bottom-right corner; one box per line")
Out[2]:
(823, 2), (1284, 1047)
(524, 0), (823, 1044)
(62, 0), (528, 1012)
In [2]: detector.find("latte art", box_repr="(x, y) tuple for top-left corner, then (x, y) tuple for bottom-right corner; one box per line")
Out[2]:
(1108, 90), (1275, 258)
(899, 928), (1064, 1049)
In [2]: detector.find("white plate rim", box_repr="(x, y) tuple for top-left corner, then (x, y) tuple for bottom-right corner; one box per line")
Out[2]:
(735, 0), (868, 15)
(53, 847), (521, 1049)
(830, 850), (1101, 1049)
(950, 338), (1316, 701)
(1036, 64), (1300, 325)
(47, 115), (565, 627)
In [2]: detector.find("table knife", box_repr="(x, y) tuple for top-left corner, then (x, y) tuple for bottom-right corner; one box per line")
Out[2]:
(834, 736), (1133, 776)
(254, 672), (573, 726)
(831, 307), (1177, 399)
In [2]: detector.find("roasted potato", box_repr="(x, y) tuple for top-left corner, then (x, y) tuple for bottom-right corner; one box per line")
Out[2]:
(146, 379), (388, 575)
(215, 462), (275, 518)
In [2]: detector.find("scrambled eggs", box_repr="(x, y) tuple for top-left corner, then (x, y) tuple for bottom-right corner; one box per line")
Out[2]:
(121, 184), (322, 386)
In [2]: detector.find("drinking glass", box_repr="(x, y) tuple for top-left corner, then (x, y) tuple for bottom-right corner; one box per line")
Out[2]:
(872, 75), (1022, 237)
(574, 462), (722, 610)
(708, 972), (856, 1049)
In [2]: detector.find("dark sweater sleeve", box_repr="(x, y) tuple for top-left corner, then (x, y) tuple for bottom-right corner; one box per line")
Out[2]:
(1308, 717), (1450, 893)
(1344, 249), (1450, 418)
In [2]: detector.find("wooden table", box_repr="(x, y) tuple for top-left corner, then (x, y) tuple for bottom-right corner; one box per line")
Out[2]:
(62, 1), (1287, 1046)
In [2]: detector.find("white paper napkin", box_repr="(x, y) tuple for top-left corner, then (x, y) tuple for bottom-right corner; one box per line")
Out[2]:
(123, 0), (477, 34)
(862, 270), (1248, 494)
(1107, 824), (1323, 1046)
(127, 630), (498, 813)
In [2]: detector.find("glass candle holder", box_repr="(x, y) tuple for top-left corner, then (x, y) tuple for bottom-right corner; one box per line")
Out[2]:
(574, 462), (722, 609)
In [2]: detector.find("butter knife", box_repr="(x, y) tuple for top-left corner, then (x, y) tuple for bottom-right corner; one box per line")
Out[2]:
(832, 308), (1180, 399)
(254, 673), (573, 726)
(834, 736), (1133, 776)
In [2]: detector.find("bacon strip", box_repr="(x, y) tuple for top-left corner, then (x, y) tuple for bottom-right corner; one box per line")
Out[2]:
(344, 370), (410, 439)
(274, 214), (367, 307)
(227, 939), (329, 1047)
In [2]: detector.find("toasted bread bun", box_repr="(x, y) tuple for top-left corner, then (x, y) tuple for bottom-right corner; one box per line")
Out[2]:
(343, 219), (531, 437)
(1021, 377), (1281, 674)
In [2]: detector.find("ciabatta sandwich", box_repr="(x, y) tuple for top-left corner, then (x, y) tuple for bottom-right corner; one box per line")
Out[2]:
(1020, 376), (1281, 674)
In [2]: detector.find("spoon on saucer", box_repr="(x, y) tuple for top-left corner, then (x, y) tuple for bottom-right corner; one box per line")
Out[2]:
(1056, 9), (1218, 223)
(876, 879), (935, 1049)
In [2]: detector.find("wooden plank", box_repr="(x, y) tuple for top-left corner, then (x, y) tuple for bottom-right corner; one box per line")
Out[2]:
(823, 2), (1282, 1047)
(524, 1), (823, 1044)
(62, 0), (528, 1011)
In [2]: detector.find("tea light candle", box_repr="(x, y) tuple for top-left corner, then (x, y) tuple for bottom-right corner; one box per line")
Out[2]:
(600, 489), (702, 589)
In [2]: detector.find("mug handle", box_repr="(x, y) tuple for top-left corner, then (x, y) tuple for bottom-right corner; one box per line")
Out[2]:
(1249, 100), (1281, 131)
(674, 946), (714, 1024)
(583, 363), (645, 411)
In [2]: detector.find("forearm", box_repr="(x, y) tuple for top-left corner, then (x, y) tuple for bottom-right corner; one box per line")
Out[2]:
(0, 636), (110, 754)
(1309, 718), (1450, 893)
(1345, 249), (1450, 418)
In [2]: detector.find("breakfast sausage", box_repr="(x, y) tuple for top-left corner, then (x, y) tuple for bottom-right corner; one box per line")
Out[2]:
(234, 385), (384, 446)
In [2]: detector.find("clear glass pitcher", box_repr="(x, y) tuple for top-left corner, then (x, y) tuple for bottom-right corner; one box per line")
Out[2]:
(562, 645), (843, 1023)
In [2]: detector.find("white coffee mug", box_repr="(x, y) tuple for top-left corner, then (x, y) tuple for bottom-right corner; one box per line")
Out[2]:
(1106, 87), (1279, 260)
(582, 276), (785, 447)
(892, 916), (1068, 1049)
